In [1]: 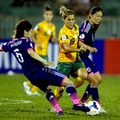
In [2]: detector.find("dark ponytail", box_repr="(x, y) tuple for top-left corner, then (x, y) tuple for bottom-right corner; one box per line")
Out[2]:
(14, 19), (32, 38)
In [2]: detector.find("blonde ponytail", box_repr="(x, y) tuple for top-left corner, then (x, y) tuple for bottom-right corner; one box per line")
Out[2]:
(59, 6), (74, 19)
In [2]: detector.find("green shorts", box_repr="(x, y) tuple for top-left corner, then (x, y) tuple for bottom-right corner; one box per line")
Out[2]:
(56, 62), (73, 77)
(56, 60), (85, 77)
(71, 59), (86, 78)
(72, 59), (85, 73)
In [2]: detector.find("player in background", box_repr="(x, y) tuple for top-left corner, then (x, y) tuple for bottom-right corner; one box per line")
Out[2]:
(50, 6), (97, 112)
(22, 5), (58, 96)
(78, 6), (106, 113)
(0, 19), (90, 115)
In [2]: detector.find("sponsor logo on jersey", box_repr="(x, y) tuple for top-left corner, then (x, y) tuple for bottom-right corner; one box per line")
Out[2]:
(79, 34), (85, 39)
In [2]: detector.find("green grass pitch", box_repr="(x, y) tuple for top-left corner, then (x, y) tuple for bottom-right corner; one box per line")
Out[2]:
(0, 74), (120, 120)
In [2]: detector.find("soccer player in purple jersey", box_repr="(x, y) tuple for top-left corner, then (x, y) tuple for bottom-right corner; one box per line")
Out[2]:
(0, 19), (90, 115)
(78, 6), (106, 113)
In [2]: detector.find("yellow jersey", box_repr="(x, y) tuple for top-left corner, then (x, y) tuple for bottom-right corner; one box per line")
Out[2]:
(34, 20), (56, 55)
(58, 24), (79, 62)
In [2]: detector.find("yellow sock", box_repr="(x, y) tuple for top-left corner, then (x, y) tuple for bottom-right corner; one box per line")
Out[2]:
(27, 81), (32, 87)
(31, 86), (38, 93)
(74, 77), (84, 88)
(54, 87), (64, 101)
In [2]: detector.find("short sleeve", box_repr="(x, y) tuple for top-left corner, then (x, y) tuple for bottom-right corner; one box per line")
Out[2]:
(2, 42), (10, 52)
(59, 31), (69, 44)
(33, 24), (40, 33)
(25, 37), (34, 51)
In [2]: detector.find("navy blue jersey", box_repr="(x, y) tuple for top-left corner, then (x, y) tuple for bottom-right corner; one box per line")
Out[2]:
(2, 37), (44, 75)
(79, 20), (100, 73)
(1, 37), (66, 92)
(79, 20), (99, 57)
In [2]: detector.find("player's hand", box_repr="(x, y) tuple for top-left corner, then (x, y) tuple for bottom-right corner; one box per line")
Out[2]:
(43, 60), (55, 67)
(79, 47), (86, 53)
(89, 47), (98, 52)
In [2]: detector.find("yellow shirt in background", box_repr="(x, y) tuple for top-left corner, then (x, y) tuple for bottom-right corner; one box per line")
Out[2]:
(34, 20), (56, 55)
(58, 24), (79, 62)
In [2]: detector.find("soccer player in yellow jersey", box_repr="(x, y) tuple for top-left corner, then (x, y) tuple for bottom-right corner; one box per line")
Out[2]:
(23, 5), (58, 96)
(50, 6), (97, 112)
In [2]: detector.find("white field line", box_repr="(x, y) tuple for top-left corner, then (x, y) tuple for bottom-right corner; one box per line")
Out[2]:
(0, 98), (32, 105)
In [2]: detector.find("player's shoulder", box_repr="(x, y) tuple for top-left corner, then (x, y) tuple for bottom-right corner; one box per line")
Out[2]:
(36, 21), (44, 26)
(74, 24), (79, 30)
(74, 23), (79, 28)
(80, 20), (91, 33)
(50, 21), (55, 26)
(59, 25), (65, 33)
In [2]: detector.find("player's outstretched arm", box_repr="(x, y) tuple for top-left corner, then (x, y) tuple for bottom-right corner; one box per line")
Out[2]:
(27, 49), (55, 67)
(79, 41), (98, 53)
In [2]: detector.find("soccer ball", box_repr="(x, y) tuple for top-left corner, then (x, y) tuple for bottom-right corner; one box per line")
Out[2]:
(85, 101), (101, 116)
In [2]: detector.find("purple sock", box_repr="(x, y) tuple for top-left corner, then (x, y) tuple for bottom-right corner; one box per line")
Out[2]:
(81, 84), (90, 102)
(66, 84), (79, 105)
(46, 91), (62, 113)
(90, 86), (100, 104)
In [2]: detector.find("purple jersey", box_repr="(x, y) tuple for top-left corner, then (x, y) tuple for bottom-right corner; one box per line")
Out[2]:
(2, 37), (44, 76)
(79, 20), (99, 74)
(2, 37), (65, 91)
(79, 20), (99, 57)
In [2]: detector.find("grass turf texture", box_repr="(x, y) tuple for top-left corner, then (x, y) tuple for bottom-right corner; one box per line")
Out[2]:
(0, 74), (120, 120)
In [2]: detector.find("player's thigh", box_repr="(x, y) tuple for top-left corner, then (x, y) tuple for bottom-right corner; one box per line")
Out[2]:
(71, 60), (87, 79)
(87, 73), (100, 86)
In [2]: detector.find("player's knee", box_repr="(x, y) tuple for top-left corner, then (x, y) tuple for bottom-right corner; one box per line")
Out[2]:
(97, 76), (102, 85)
(56, 87), (64, 93)
(90, 79), (98, 86)
(78, 72), (87, 80)
(62, 77), (73, 87)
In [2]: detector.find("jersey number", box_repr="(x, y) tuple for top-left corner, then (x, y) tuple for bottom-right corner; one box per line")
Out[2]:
(14, 49), (24, 63)
(70, 38), (75, 45)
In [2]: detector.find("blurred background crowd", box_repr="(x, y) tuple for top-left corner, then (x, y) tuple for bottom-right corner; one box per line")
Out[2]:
(0, 0), (120, 38)
(1, 0), (120, 16)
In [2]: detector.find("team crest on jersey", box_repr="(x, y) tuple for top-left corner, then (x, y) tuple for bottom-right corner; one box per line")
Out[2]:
(79, 34), (85, 39)
(61, 35), (67, 40)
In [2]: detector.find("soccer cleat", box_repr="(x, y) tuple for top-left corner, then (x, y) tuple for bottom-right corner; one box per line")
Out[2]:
(22, 81), (31, 95)
(49, 107), (56, 113)
(100, 107), (107, 113)
(72, 104), (90, 112)
(30, 91), (41, 96)
(57, 111), (64, 115)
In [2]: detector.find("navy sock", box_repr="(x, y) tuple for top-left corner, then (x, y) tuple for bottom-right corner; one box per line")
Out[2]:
(66, 84), (76, 94)
(81, 84), (90, 102)
(90, 86), (100, 103)
(66, 84), (79, 105)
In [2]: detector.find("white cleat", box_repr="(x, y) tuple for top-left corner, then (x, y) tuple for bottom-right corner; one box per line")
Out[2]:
(100, 107), (107, 113)
(49, 107), (56, 113)
(22, 81), (31, 95)
(23, 81), (41, 96)
(30, 91), (41, 96)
